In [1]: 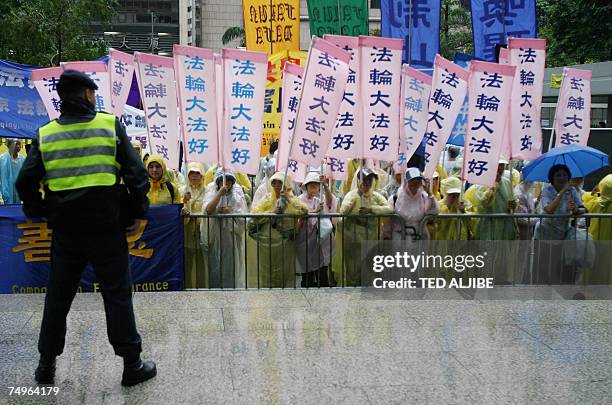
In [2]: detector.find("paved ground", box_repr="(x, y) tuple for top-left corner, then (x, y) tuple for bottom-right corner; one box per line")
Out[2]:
(1, 289), (611, 404)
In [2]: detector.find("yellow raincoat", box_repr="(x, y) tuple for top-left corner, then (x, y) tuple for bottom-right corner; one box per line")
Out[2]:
(247, 172), (308, 288)
(334, 186), (393, 286)
(146, 155), (182, 205)
(434, 177), (472, 240)
(584, 174), (612, 284)
(183, 162), (207, 288)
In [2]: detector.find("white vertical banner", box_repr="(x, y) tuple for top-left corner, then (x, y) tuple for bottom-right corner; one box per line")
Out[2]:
(276, 62), (307, 183)
(498, 47), (512, 160)
(509, 38), (546, 158)
(395, 65), (432, 174)
(120, 105), (150, 154)
(222, 49), (268, 175)
(61, 61), (111, 113)
(553, 67), (592, 148)
(463, 61), (516, 187)
(289, 37), (351, 167)
(423, 55), (470, 179)
(174, 45), (219, 166)
(135, 52), (180, 170)
(359, 36), (403, 162)
(109, 49), (135, 118)
(325, 156), (348, 180)
(31, 67), (63, 120)
(214, 53), (223, 159)
(323, 34), (362, 159)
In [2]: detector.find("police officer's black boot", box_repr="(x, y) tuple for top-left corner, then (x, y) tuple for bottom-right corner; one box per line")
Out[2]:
(34, 354), (56, 385)
(121, 355), (157, 387)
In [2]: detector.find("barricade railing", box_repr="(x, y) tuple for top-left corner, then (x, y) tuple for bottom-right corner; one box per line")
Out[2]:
(186, 213), (414, 290)
(416, 212), (612, 287)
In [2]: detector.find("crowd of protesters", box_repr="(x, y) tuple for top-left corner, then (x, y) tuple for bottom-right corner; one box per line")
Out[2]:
(2, 138), (611, 288)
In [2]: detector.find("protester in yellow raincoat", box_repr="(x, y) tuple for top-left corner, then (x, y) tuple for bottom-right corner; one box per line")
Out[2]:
(584, 174), (612, 284)
(248, 172), (308, 288)
(146, 155), (182, 205)
(434, 176), (472, 240)
(335, 168), (393, 286)
(204, 164), (252, 198)
(181, 162), (207, 288)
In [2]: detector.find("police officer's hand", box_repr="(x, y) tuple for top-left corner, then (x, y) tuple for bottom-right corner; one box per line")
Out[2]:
(126, 219), (143, 237)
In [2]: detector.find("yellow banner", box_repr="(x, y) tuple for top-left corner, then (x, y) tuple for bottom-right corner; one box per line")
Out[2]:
(261, 50), (307, 156)
(243, 0), (301, 54)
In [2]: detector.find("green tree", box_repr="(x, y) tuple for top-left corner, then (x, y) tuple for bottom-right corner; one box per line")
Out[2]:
(439, 0), (472, 60)
(0, 0), (117, 66)
(537, 0), (612, 66)
(222, 26), (246, 47)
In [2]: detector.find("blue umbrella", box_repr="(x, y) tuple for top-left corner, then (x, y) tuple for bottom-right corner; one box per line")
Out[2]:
(522, 145), (609, 182)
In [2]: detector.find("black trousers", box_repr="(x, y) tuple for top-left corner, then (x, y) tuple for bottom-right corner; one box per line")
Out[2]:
(38, 228), (142, 358)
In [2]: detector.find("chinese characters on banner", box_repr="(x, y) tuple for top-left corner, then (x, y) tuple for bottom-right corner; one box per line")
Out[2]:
(289, 37), (351, 167)
(61, 61), (111, 113)
(243, 0), (300, 53)
(109, 49), (135, 117)
(31, 67), (63, 120)
(395, 66), (432, 174)
(423, 55), (469, 178)
(324, 35), (362, 160)
(276, 62), (307, 182)
(553, 68), (592, 147)
(508, 38), (546, 159)
(470, 0), (537, 62)
(498, 47), (512, 160)
(381, 0), (441, 68)
(360, 36), (403, 162)
(307, 0), (369, 37)
(120, 105), (151, 153)
(325, 156), (348, 180)
(135, 52), (180, 170)
(262, 50), (307, 156)
(173, 45), (219, 165)
(463, 60), (516, 187)
(222, 49), (268, 175)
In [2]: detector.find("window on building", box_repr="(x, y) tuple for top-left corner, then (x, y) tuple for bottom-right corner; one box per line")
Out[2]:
(370, 0), (381, 9)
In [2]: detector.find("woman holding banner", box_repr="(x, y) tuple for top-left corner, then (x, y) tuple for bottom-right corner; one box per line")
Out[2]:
(248, 172), (308, 288)
(336, 168), (392, 286)
(181, 162), (207, 288)
(203, 169), (248, 288)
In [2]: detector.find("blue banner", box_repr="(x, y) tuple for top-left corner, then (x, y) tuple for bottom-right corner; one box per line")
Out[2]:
(0, 204), (184, 294)
(0, 60), (50, 139)
(470, 0), (537, 61)
(381, 0), (441, 69)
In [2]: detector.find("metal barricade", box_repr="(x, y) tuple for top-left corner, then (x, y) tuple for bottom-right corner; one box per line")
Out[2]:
(186, 213), (412, 290)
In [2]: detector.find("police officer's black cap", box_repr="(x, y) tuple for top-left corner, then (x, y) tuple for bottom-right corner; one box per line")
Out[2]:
(57, 70), (98, 97)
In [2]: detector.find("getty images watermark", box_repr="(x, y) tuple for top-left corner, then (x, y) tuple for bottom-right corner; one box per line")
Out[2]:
(371, 251), (493, 289)
(358, 240), (612, 300)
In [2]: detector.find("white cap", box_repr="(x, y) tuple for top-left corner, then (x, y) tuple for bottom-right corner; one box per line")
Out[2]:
(302, 171), (320, 186)
(405, 167), (423, 181)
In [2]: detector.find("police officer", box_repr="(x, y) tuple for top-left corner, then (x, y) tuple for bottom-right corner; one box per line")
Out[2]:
(16, 70), (156, 387)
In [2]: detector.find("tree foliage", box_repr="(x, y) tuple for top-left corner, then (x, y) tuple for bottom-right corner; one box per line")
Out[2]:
(222, 26), (246, 47)
(439, 0), (473, 60)
(537, 0), (612, 66)
(0, 0), (117, 66)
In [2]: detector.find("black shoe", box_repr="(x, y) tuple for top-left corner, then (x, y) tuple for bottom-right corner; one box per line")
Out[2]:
(35, 361), (56, 385)
(121, 360), (157, 387)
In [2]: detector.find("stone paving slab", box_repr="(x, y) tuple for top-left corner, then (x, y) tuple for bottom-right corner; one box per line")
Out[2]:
(0, 290), (610, 405)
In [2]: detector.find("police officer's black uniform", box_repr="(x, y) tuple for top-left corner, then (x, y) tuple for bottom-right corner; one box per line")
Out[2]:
(16, 70), (156, 386)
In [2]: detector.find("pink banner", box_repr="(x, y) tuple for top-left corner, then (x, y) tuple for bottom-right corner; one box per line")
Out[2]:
(221, 48), (268, 175)
(498, 50), (512, 161)
(109, 49), (135, 117)
(423, 55), (470, 179)
(289, 37), (351, 167)
(32, 67), (63, 120)
(509, 38), (546, 159)
(173, 45), (219, 166)
(324, 35), (362, 159)
(214, 53), (223, 160)
(462, 61), (516, 187)
(325, 157), (348, 181)
(553, 67), (592, 148)
(359, 36), (403, 161)
(395, 65), (432, 174)
(61, 61), (111, 114)
(134, 52), (180, 170)
(499, 48), (510, 65)
(276, 62), (307, 183)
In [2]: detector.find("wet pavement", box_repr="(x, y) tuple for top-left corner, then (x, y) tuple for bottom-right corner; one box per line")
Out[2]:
(1, 289), (611, 404)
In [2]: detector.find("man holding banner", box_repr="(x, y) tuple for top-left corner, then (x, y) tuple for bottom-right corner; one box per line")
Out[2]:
(15, 70), (157, 387)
